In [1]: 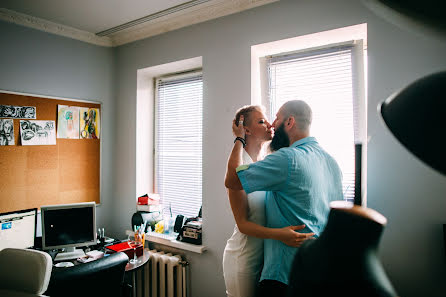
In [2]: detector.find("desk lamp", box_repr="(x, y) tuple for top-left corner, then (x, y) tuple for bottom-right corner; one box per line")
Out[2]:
(379, 71), (446, 175)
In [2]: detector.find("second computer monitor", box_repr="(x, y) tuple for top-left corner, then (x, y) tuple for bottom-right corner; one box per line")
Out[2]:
(0, 208), (37, 251)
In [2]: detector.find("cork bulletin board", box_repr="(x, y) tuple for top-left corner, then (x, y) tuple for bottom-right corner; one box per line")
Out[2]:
(0, 91), (101, 213)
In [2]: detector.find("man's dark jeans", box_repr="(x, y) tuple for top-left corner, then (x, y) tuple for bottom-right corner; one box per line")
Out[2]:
(257, 279), (288, 297)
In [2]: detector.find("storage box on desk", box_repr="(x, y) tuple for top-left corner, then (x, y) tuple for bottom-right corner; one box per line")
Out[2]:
(105, 241), (143, 259)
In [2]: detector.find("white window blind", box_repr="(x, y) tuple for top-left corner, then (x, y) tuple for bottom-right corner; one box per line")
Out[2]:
(267, 44), (362, 201)
(155, 72), (203, 217)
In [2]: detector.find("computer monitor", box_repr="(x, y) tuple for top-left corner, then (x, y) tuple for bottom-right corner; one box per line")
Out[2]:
(41, 202), (96, 261)
(0, 208), (37, 251)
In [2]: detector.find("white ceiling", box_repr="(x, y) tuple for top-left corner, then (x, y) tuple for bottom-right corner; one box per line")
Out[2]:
(0, 0), (279, 46)
(1, 0), (191, 33)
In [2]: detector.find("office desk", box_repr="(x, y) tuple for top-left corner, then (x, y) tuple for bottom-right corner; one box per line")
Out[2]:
(125, 248), (150, 297)
(45, 251), (129, 297)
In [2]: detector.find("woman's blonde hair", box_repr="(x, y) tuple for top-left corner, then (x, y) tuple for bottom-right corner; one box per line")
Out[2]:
(234, 105), (265, 127)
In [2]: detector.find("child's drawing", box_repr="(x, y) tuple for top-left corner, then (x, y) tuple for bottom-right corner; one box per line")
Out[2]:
(57, 105), (80, 139)
(79, 107), (100, 139)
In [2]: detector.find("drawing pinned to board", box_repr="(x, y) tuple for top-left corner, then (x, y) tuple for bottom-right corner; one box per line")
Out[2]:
(80, 107), (100, 139)
(0, 119), (15, 145)
(0, 105), (36, 119)
(20, 120), (56, 145)
(57, 105), (80, 139)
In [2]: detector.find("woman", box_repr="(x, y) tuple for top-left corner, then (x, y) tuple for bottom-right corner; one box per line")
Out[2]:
(222, 105), (311, 297)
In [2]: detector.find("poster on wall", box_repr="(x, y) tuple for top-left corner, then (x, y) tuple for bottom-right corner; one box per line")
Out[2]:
(79, 107), (100, 139)
(0, 119), (15, 145)
(20, 120), (56, 145)
(57, 105), (80, 139)
(0, 105), (36, 119)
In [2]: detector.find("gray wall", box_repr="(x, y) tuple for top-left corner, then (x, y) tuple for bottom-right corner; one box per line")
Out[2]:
(0, 20), (116, 231)
(1, 0), (446, 296)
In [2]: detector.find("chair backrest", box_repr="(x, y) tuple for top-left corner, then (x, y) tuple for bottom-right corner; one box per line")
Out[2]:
(44, 252), (129, 297)
(0, 248), (53, 296)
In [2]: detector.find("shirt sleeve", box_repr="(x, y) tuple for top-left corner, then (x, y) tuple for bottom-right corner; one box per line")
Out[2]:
(236, 149), (289, 194)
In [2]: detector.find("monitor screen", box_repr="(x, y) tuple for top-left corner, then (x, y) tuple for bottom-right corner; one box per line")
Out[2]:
(41, 202), (96, 251)
(0, 208), (37, 251)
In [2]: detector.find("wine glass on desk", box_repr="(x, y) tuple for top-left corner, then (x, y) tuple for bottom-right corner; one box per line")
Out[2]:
(128, 240), (140, 264)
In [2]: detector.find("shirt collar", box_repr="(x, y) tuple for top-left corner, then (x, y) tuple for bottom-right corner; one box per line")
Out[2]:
(290, 136), (318, 148)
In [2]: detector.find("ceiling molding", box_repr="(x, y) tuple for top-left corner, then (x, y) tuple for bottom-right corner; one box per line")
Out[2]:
(110, 0), (279, 46)
(0, 0), (278, 47)
(0, 8), (113, 47)
(96, 0), (214, 37)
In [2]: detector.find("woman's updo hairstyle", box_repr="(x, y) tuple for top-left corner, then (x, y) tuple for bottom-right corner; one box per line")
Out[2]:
(234, 105), (265, 127)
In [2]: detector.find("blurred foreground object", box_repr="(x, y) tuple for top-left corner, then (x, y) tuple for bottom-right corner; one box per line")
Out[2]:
(379, 71), (446, 175)
(362, 0), (446, 37)
(287, 201), (397, 297)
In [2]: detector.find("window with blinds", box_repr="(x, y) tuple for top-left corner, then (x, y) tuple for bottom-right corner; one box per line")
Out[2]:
(155, 72), (203, 217)
(267, 44), (364, 202)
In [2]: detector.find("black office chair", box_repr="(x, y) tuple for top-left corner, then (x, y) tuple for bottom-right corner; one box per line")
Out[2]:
(44, 252), (129, 297)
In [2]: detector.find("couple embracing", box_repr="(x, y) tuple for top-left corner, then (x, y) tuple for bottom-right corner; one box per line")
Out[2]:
(223, 100), (344, 297)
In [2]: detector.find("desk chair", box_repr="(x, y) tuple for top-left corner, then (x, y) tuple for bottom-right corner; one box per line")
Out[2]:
(44, 252), (129, 297)
(0, 248), (53, 297)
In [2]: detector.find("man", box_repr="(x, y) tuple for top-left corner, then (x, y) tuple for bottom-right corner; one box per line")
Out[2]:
(225, 100), (343, 297)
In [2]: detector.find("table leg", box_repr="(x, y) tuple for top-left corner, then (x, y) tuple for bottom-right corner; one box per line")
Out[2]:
(132, 271), (136, 297)
(140, 265), (145, 297)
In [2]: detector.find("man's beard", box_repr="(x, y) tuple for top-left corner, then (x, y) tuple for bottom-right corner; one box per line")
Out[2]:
(269, 122), (290, 152)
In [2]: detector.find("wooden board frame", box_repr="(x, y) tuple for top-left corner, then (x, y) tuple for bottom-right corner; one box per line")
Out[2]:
(0, 90), (101, 212)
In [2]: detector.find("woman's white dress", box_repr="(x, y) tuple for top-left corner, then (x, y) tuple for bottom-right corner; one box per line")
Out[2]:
(222, 150), (266, 297)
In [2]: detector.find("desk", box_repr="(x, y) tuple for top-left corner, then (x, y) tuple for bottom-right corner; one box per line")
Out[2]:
(44, 251), (129, 297)
(125, 248), (150, 297)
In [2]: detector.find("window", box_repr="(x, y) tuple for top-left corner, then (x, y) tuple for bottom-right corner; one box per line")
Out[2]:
(266, 42), (365, 202)
(155, 72), (203, 217)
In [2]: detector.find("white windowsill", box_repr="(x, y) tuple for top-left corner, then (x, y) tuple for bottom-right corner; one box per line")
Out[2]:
(125, 230), (206, 254)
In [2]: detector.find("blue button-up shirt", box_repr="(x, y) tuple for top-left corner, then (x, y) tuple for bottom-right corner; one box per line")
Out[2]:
(236, 137), (343, 285)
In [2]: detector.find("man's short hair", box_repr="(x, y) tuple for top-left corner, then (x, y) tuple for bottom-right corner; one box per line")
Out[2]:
(235, 105), (265, 126)
(281, 100), (312, 132)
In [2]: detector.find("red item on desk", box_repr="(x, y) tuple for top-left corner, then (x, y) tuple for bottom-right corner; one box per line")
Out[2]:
(106, 241), (143, 259)
(138, 195), (148, 205)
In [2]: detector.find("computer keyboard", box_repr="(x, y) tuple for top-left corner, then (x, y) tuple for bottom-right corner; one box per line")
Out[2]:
(54, 249), (86, 261)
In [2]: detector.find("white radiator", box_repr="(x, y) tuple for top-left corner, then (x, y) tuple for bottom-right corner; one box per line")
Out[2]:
(136, 249), (188, 297)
